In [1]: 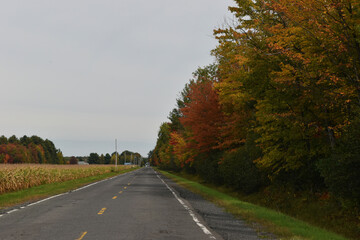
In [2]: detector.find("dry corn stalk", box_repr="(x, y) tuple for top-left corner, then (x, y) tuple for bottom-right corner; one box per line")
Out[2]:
(0, 164), (132, 194)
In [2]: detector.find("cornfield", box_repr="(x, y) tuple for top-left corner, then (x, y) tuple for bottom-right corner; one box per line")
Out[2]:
(0, 164), (133, 194)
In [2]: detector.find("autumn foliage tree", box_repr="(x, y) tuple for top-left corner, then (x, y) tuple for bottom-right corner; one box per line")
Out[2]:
(212, 0), (360, 191)
(151, 0), (360, 206)
(181, 76), (227, 181)
(0, 135), (60, 164)
(69, 156), (78, 165)
(180, 80), (224, 154)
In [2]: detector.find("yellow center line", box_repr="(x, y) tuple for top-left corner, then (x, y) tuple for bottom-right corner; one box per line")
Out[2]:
(119, 191), (123, 194)
(127, 183), (131, 185)
(98, 208), (106, 215)
(124, 186), (127, 189)
(112, 196), (117, 199)
(76, 231), (87, 240)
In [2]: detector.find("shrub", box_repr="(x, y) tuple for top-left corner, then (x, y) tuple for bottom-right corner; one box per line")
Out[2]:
(219, 144), (265, 194)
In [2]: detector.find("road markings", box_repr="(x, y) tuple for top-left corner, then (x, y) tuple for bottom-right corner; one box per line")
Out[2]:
(72, 180), (106, 192)
(0, 169), (143, 218)
(119, 191), (123, 194)
(76, 231), (87, 240)
(27, 192), (68, 207)
(7, 209), (19, 214)
(128, 183), (131, 185)
(156, 174), (216, 240)
(124, 186), (127, 189)
(98, 208), (107, 215)
(112, 196), (117, 199)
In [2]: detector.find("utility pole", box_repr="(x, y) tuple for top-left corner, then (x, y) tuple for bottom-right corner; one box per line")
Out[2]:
(115, 139), (118, 170)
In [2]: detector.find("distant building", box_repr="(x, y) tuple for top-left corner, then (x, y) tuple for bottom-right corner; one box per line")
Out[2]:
(78, 161), (89, 165)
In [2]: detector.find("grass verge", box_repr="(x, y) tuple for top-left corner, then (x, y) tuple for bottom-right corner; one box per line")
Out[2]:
(158, 169), (349, 240)
(0, 167), (139, 209)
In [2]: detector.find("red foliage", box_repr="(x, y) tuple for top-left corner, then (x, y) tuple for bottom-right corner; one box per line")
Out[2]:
(0, 143), (45, 164)
(180, 81), (224, 153)
(69, 156), (78, 165)
(0, 144), (25, 163)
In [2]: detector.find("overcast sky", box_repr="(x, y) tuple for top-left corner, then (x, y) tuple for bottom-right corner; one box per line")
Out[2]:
(0, 0), (234, 157)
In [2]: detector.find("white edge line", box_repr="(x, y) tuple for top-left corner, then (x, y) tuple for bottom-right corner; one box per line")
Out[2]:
(6, 209), (19, 214)
(156, 174), (216, 239)
(27, 193), (68, 207)
(72, 181), (102, 192)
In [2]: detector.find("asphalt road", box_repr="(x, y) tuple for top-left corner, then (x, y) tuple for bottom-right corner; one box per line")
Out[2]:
(0, 167), (264, 240)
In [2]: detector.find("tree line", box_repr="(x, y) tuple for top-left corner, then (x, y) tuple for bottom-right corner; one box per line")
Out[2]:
(87, 150), (143, 165)
(0, 135), (63, 164)
(150, 0), (360, 206)
(0, 135), (144, 166)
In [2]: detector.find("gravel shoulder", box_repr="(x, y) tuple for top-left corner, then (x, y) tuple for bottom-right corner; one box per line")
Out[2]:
(159, 172), (277, 240)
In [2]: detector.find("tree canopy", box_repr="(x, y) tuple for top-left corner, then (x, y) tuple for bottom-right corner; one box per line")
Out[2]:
(0, 135), (61, 164)
(150, 0), (360, 206)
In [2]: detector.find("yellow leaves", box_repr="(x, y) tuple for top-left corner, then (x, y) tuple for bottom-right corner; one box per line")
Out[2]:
(216, 77), (246, 106)
(169, 132), (190, 167)
(210, 0), (360, 180)
(234, 54), (248, 66)
(273, 63), (295, 84)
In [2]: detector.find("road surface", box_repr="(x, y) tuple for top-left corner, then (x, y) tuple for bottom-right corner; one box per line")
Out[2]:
(0, 167), (263, 240)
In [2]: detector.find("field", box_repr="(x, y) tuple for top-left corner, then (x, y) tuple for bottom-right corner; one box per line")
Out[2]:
(0, 164), (133, 194)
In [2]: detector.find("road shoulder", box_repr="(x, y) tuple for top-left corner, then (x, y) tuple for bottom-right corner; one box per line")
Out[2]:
(156, 170), (275, 240)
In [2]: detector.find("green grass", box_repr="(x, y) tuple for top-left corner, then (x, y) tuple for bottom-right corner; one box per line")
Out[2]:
(0, 167), (138, 209)
(158, 170), (349, 240)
